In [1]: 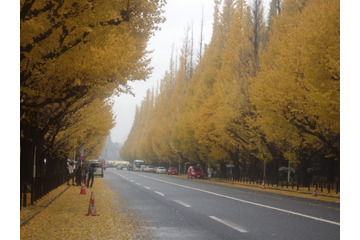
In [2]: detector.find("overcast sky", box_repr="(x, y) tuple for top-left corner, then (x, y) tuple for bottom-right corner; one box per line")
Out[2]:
(110, 0), (273, 144)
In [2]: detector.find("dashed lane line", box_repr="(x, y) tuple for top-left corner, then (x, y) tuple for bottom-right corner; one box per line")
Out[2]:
(209, 216), (248, 233)
(155, 191), (165, 196)
(173, 200), (191, 208)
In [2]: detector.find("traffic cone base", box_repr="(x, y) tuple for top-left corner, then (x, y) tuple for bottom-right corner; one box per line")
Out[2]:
(312, 185), (317, 197)
(80, 180), (86, 195)
(88, 192), (99, 216)
(261, 180), (265, 189)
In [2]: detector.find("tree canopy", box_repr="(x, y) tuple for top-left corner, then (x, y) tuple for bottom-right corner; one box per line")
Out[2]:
(121, 0), (339, 183)
(20, 0), (166, 185)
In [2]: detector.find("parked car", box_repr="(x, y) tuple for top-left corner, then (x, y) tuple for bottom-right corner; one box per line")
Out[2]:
(116, 165), (122, 170)
(140, 165), (147, 172)
(167, 167), (178, 175)
(156, 167), (166, 174)
(187, 166), (204, 179)
(145, 165), (154, 172)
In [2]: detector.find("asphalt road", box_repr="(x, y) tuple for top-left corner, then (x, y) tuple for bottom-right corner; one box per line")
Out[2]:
(105, 168), (340, 240)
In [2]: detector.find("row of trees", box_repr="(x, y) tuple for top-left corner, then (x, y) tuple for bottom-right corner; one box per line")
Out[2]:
(120, 0), (340, 185)
(20, 0), (165, 205)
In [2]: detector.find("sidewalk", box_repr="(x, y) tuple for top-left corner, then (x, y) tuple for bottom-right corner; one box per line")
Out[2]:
(20, 178), (150, 240)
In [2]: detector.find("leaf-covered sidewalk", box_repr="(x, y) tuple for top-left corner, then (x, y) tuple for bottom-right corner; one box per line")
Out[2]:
(20, 178), (150, 239)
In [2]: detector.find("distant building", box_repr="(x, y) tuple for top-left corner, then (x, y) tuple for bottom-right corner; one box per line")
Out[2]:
(101, 136), (123, 160)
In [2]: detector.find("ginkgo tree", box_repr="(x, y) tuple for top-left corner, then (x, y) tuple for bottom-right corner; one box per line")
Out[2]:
(250, 0), (340, 183)
(20, 0), (166, 201)
(171, 0), (235, 170)
(120, 0), (340, 185)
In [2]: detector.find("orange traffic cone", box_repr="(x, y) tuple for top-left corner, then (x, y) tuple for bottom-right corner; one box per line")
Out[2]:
(80, 180), (86, 195)
(87, 192), (98, 216)
(312, 185), (317, 197)
(261, 180), (265, 189)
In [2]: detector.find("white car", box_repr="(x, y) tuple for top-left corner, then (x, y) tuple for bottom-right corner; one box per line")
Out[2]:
(145, 165), (154, 172)
(156, 167), (166, 174)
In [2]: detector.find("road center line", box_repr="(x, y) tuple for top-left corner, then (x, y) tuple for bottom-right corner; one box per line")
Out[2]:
(173, 200), (191, 208)
(144, 186), (151, 190)
(134, 173), (340, 226)
(209, 216), (248, 233)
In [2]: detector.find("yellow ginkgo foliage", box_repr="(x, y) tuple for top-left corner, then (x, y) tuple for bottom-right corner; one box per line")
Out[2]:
(20, 0), (166, 189)
(250, 0), (340, 163)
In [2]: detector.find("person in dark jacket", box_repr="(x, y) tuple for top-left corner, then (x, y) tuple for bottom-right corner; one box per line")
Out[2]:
(75, 165), (82, 186)
(87, 163), (95, 188)
(81, 163), (87, 184)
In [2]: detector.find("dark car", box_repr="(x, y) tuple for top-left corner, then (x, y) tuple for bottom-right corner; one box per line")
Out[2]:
(187, 166), (204, 179)
(167, 167), (178, 175)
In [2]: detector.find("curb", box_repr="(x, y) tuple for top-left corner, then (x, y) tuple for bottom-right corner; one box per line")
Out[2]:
(20, 186), (70, 227)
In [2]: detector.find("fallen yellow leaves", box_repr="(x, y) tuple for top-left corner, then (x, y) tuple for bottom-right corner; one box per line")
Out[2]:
(21, 179), (150, 239)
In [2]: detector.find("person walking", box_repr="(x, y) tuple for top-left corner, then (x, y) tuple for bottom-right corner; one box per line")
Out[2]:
(87, 163), (95, 188)
(207, 166), (212, 179)
(75, 165), (82, 186)
(81, 163), (87, 184)
(67, 162), (75, 185)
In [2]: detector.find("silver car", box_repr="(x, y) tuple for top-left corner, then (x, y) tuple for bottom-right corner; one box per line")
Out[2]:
(156, 167), (166, 174)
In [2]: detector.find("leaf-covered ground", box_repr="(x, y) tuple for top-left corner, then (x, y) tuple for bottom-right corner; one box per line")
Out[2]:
(20, 178), (151, 239)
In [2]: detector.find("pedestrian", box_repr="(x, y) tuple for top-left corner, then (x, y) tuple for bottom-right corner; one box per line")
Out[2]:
(81, 163), (87, 184)
(67, 162), (75, 185)
(75, 165), (82, 186)
(208, 166), (212, 179)
(87, 163), (95, 188)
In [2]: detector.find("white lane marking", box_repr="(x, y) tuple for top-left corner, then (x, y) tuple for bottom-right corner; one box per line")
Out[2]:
(130, 180), (134, 183)
(136, 183), (141, 186)
(155, 191), (165, 196)
(144, 186), (151, 190)
(133, 173), (340, 226)
(209, 216), (248, 233)
(173, 200), (191, 208)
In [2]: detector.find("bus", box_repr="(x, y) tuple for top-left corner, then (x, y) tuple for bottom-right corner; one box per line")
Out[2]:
(133, 160), (145, 171)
